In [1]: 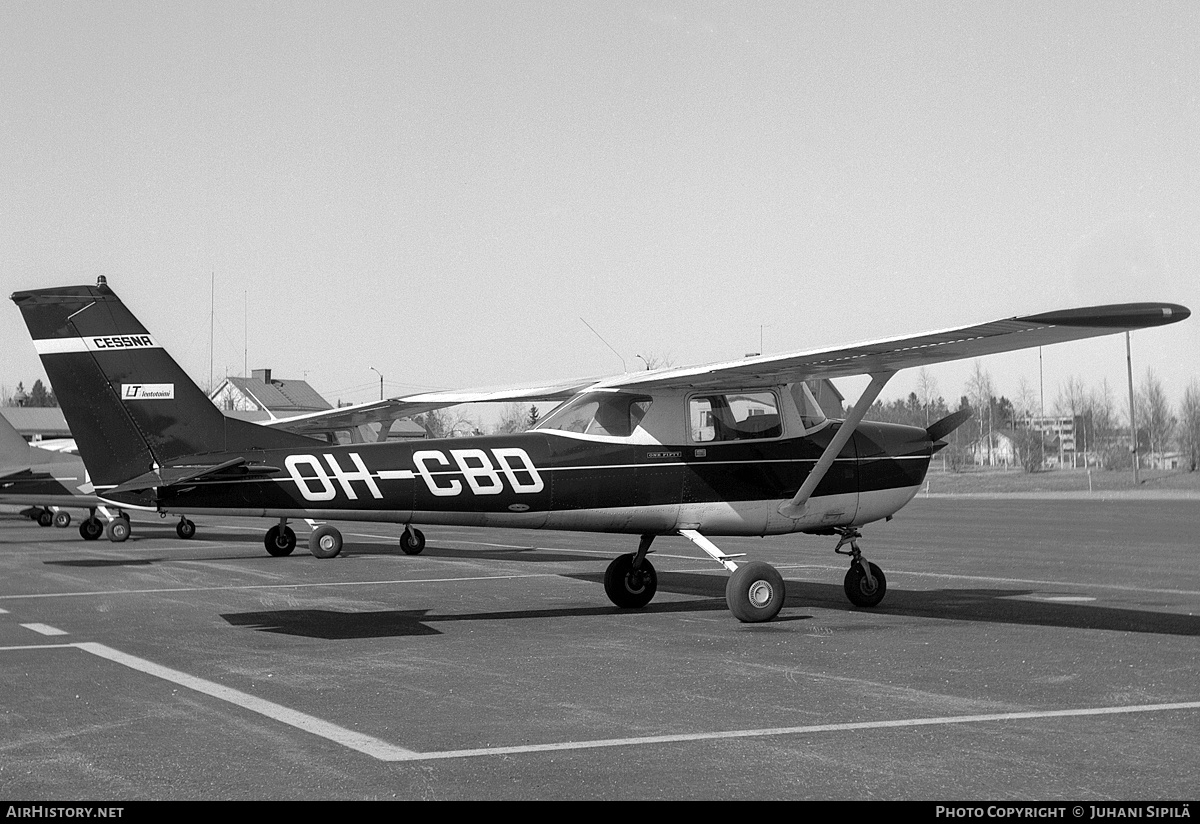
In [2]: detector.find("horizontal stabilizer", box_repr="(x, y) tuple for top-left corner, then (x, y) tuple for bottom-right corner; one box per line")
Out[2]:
(926, 408), (973, 442)
(108, 457), (282, 495)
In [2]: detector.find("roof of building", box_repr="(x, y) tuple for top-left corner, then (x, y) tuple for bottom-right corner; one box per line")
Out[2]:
(0, 407), (71, 439)
(211, 374), (332, 416)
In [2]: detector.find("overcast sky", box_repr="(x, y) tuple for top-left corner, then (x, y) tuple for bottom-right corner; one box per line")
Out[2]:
(3, 1), (1197, 419)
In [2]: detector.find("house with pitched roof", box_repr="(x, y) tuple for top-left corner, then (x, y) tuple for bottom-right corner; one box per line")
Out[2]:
(209, 369), (332, 421)
(208, 368), (425, 441)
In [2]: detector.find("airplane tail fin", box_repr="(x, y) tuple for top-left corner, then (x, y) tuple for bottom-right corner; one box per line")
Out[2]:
(0, 412), (32, 472)
(11, 278), (317, 487)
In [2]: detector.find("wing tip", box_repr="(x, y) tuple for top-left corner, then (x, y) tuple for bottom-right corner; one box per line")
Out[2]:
(1020, 303), (1190, 329)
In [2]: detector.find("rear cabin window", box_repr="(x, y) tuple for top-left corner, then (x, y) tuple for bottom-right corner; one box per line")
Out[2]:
(790, 382), (828, 430)
(535, 393), (653, 438)
(690, 391), (782, 442)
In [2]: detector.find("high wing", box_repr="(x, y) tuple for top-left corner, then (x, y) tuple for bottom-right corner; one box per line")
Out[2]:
(263, 303), (1187, 436)
(595, 303), (1190, 392)
(263, 376), (600, 438)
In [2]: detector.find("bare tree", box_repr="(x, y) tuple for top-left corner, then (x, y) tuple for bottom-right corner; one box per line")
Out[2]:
(966, 361), (994, 465)
(1179, 379), (1200, 472)
(1089, 378), (1127, 469)
(915, 368), (939, 426)
(1136, 368), (1175, 466)
(493, 402), (532, 435)
(1014, 376), (1038, 426)
(637, 351), (675, 371)
(1054, 376), (1088, 467)
(417, 407), (483, 438)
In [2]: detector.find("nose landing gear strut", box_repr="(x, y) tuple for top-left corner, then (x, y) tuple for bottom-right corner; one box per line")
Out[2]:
(833, 527), (887, 608)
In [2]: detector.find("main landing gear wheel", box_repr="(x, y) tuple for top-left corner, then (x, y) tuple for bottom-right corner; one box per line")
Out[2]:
(53, 511), (71, 528)
(79, 518), (103, 541)
(309, 525), (343, 559)
(264, 524), (296, 557)
(725, 561), (785, 623)
(604, 553), (658, 609)
(844, 561), (887, 608)
(176, 518), (196, 539)
(37, 509), (53, 527)
(399, 528), (425, 555)
(106, 518), (131, 543)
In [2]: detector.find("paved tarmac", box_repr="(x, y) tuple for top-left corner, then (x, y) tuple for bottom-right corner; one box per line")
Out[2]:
(0, 498), (1197, 800)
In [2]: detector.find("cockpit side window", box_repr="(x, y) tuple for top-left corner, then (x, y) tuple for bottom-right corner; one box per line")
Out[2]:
(534, 393), (653, 438)
(689, 390), (782, 442)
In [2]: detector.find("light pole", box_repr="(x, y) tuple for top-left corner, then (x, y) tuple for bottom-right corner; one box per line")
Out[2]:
(370, 367), (383, 401)
(1126, 332), (1139, 484)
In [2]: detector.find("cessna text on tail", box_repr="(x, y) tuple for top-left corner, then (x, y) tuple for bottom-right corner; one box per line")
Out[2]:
(11, 279), (1189, 622)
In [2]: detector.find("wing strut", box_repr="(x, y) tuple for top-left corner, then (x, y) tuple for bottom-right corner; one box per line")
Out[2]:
(778, 370), (894, 519)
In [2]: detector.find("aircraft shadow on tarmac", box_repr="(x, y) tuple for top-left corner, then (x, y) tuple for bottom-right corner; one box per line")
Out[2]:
(44, 558), (160, 568)
(220, 570), (1200, 639)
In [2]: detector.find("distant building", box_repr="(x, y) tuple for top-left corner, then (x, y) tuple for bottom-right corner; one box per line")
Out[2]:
(0, 407), (71, 442)
(1145, 451), (1184, 471)
(968, 429), (1021, 468)
(209, 368), (332, 422)
(209, 368), (426, 442)
(969, 428), (1059, 469)
(807, 379), (845, 420)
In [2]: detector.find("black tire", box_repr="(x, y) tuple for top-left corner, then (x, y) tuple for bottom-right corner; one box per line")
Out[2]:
(264, 524), (296, 557)
(79, 518), (103, 541)
(52, 511), (71, 528)
(106, 518), (131, 543)
(844, 561), (887, 608)
(399, 528), (426, 556)
(309, 525), (343, 559)
(37, 510), (53, 527)
(176, 519), (196, 539)
(603, 553), (658, 609)
(726, 561), (785, 623)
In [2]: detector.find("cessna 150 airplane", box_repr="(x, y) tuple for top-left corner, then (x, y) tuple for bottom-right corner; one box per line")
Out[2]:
(0, 409), (131, 539)
(12, 279), (1189, 622)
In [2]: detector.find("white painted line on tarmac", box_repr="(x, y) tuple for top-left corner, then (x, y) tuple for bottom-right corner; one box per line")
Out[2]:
(9, 641), (1198, 763)
(21, 623), (68, 636)
(382, 700), (1200, 762)
(73, 642), (420, 761)
(774, 563), (1200, 597)
(892, 570), (1200, 597)
(0, 572), (564, 601)
(0, 642), (77, 651)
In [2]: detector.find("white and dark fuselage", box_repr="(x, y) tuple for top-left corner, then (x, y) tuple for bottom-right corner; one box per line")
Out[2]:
(106, 407), (934, 538)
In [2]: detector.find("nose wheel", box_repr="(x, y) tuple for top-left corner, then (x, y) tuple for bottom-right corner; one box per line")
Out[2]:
(264, 520), (297, 556)
(604, 535), (658, 609)
(833, 527), (887, 608)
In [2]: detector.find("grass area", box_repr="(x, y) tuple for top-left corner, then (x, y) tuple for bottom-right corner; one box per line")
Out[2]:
(921, 465), (1200, 494)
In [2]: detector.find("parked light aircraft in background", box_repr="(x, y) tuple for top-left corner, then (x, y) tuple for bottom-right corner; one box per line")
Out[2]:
(12, 279), (1189, 621)
(0, 410), (129, 539)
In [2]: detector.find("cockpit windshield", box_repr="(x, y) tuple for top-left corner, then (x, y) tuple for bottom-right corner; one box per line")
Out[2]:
(534, 392), (653, 438)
